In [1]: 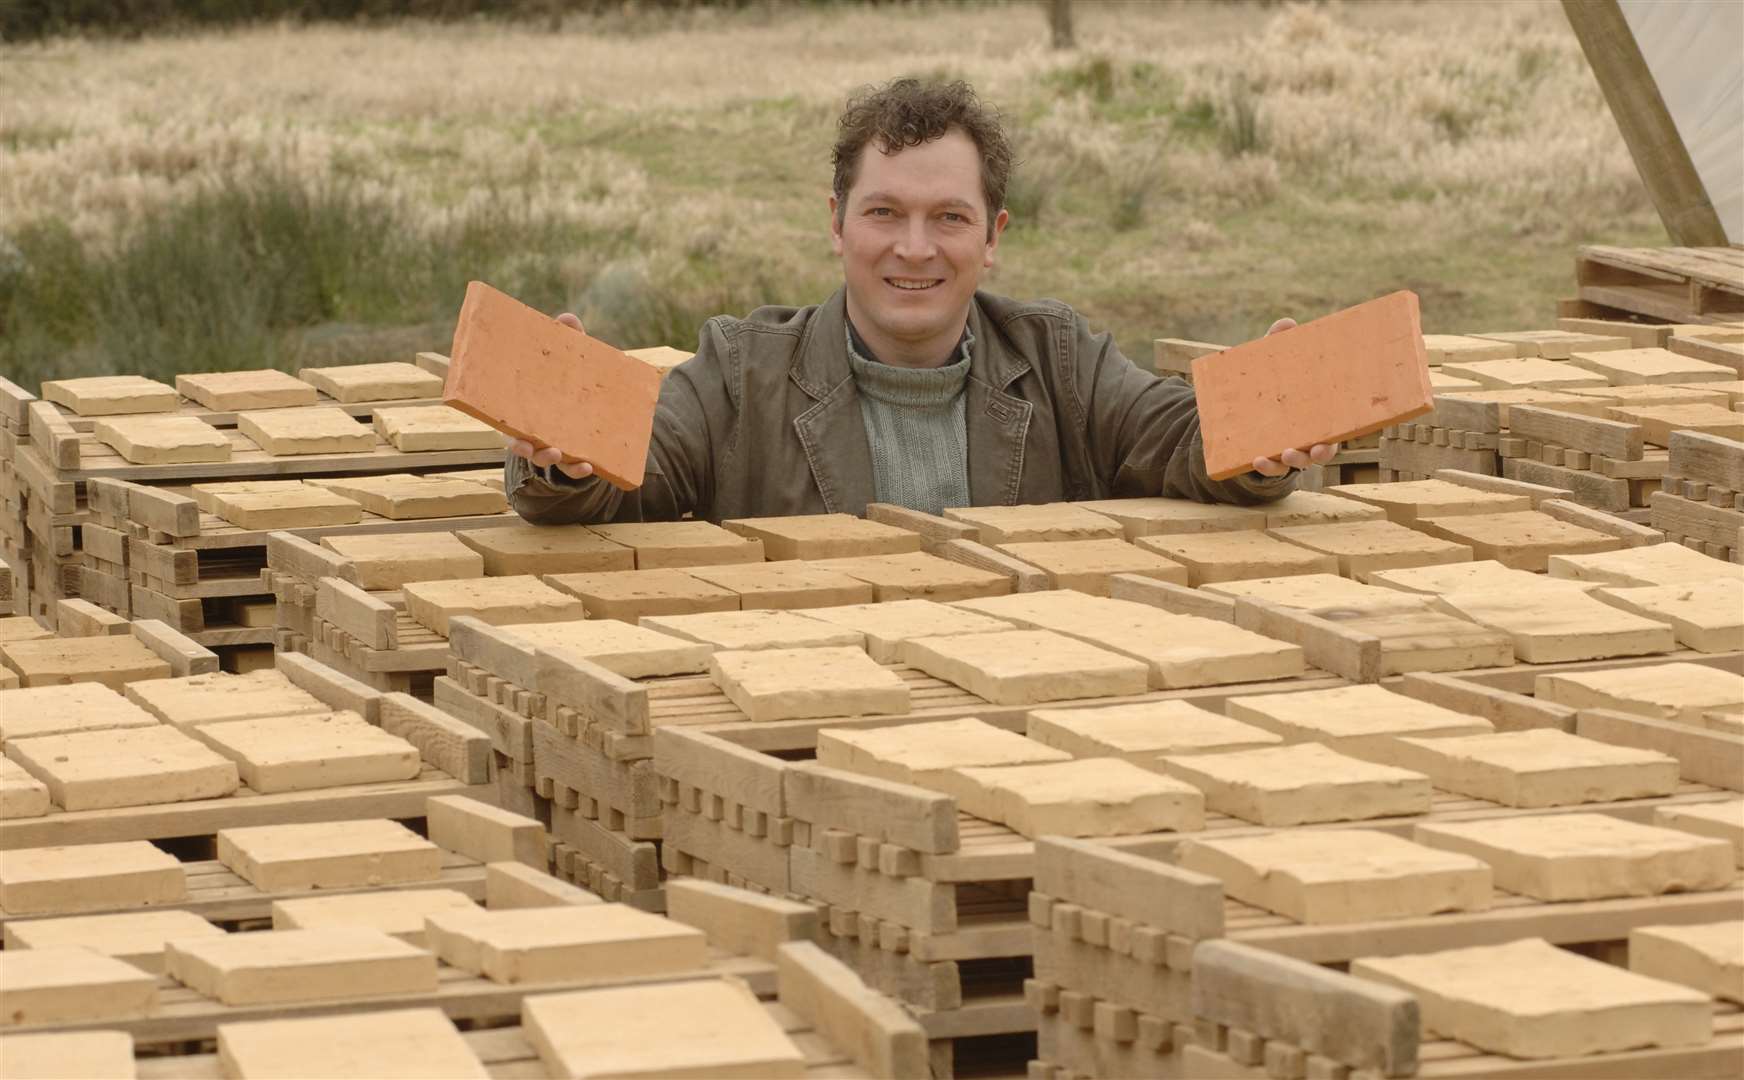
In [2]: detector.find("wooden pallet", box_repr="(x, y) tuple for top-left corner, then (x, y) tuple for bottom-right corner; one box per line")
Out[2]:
(1028, 835), (1744, 1080)
(132, 1006), (896, 1080)
(19, 881), (928, 1080)
(0, 650), (491, 848)
(7, 365), (506, 628)
(1577, 245), (1744, 326)
(0, 848), (488, 934)
(1039, 985), (1743, 1080)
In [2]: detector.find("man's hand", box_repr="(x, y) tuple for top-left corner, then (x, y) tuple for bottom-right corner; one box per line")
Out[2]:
(505, 312), (598, 481)
(1250, 317), (1340, 477)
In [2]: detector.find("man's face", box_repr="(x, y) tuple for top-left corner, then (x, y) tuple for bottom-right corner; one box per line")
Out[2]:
(830, 128), (1008, 360)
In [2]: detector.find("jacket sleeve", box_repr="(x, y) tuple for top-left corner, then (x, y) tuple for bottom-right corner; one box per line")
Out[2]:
(505, 321), (733, 525)
(1076, 316), (1296, 506)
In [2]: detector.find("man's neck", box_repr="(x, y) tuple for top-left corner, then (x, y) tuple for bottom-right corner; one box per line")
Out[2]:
(844, 293), (970, 370)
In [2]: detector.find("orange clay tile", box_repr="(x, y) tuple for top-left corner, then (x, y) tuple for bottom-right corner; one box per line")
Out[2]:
(444, 281), (661, 490)
(1192, 291), (1434, 480)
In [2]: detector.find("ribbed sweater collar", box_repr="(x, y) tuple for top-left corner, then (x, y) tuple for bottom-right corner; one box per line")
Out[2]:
(844, 320), (972, 408)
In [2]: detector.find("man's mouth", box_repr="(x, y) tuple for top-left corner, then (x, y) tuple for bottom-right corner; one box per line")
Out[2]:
(886, 277), (943, 291)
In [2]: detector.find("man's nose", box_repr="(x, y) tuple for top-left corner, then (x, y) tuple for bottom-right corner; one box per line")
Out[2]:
(893, 218), (937, 261)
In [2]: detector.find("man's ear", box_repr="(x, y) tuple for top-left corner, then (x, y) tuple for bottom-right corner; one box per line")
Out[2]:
(983, 207), (1010, 268)
(829, 194), (845, 257)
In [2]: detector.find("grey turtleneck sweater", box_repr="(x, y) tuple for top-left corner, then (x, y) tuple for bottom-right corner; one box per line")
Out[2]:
(844, 322), (972, 516)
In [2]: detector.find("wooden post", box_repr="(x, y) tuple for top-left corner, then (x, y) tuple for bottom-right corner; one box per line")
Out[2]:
(1560, 0), (1727, 246)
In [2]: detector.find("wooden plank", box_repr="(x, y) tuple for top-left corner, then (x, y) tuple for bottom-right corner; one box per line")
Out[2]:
(129, 618), (219, 676)
(1153, 337), (1225, 379)
(424, 794), (543, 867)
(1034, 836), (1225, 939)
(54, 597), (129, 637)
(654, 726), (785, 818)
(789, 845), (956, 933)
(776, 941), (930, 1080)
(1108, 573), (1237, 623)
(0, 374), (35, 429)
(534, 646), (650, 736)
(1392, 671), (1577, 733)
(432, 677), (531, 763)
(126, 539), (197, 587)
(1557, 0), (1724, 248)
(1537, 499), (1665, 546)
(275, 651), (382, 723)
(1576, 707), (1744, 791)
(1193, 939), (1418, 1077)
(16, 953), (776, 1047)
(864, 503), (979, 547)
(1670, 430), (1744, 491)
(316, 577), (397, 651)
(1667, 335), (1744, 374)
(1232, 888), (1744, 966)
(1507, 405), (1644, 461)
(265, 531), (353, 584)
(783, 763), (958, 854)
(447, 615), (540, 689)
(379, 692), (491, 784)
(1503, 459), (1630, 511)
(126, 484), (201, 538)
(85, 476), (131, 522)
(1230, 596), (1383, 683)
(1432, 468), (1571, 508)
(934, 538), (1050, 592)
(0, 766), (481, 849)
(664, 879), (817, 963)
(27, 401), (80, 469)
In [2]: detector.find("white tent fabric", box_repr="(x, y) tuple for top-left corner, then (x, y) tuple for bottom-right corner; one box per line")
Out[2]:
(1619, 0), (1744, 244)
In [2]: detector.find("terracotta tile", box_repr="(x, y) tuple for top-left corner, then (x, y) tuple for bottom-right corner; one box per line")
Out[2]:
(1191, 291), (1433, 480)
(445, 281), (661, 490)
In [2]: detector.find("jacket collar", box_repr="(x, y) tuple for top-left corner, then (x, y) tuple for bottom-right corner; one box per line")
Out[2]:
(790, 287), (1031, 400)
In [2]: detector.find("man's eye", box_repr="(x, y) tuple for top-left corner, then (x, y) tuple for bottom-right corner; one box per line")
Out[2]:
(868, 207), (893, 216)
(943, 212), (966, 223)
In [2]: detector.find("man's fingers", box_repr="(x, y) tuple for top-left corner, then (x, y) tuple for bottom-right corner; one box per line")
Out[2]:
(1280, 448), (1313, 470)
(1265, 317), (1297, 336)
(1251, 456), (1290, 478)
(507, 439), (538, 461)
(1309, 443), (1339, 465)
(554, 460), (595, 480)
(530, 446), (564, 468)
(555, 312), (585, 333)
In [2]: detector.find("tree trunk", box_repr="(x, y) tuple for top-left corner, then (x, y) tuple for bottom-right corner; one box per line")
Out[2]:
(1048, 0), (1075, 50)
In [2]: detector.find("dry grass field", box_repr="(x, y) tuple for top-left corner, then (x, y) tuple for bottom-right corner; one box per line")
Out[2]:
(0, 0), (1662, 385)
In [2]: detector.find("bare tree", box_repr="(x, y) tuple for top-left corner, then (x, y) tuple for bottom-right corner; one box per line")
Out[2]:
(1048, 0), (1074, 49)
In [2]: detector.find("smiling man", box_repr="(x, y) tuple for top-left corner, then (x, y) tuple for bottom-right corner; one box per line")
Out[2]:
(506, 78), (1334, 524)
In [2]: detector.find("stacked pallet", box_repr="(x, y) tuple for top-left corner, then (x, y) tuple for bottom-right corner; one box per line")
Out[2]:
(1573, 245), (1744, 328)
(647, 656), (1739, 1077)
(1379, 328), (1633, 480)
(1, 358), (511, 658)
(0, 644), (490, 850)
(3, 791), (927, 1080)
(1021, 650), (1743, 1079)
(0, 376), (33, 615)
(1654, 430), (1744, 562)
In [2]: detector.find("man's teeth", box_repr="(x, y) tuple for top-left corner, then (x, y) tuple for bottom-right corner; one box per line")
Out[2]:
(889, 279), (939, 290)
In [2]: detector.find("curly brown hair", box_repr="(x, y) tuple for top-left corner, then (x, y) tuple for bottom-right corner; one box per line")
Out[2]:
(831, 78), (1013, 239)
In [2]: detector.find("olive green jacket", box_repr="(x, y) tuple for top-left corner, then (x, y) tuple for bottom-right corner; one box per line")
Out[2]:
(506, 288), (1291, 524)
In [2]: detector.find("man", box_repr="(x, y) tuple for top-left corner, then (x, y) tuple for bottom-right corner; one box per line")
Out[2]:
(506, 78), (1335, 524)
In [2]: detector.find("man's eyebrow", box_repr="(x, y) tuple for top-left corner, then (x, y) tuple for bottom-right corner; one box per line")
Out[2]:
(855, 191), (979, 213)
